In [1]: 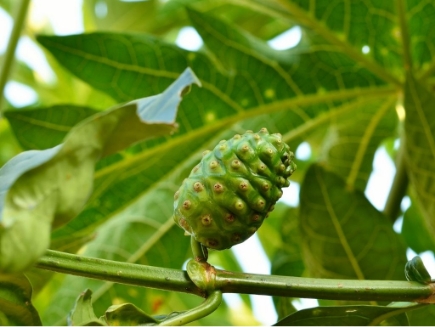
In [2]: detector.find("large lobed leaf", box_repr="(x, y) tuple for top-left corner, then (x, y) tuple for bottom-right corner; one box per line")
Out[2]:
(31, 6), (398, 252)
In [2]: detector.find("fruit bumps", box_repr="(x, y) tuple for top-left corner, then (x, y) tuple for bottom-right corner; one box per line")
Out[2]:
(173, 128), (296, 250)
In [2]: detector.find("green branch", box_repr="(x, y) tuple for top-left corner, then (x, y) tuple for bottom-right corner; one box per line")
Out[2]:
(383, 139), (409, 222)
(35, 250), (205, 297)
(0, 0), (31, 115)
(35, 250), (435, 303)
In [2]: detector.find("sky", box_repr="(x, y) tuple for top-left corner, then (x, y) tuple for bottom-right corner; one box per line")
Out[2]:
(1, 1), (434, 325)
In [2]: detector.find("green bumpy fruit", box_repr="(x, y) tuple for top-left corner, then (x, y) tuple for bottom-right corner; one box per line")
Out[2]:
(173, 128), (296, 250)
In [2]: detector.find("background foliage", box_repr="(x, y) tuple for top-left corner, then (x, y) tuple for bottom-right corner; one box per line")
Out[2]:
(1, 0), (435, 325)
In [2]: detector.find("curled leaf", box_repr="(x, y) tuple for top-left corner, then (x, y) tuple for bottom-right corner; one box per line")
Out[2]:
(0, 68), (201, 273)
(405, 256), (432, 284)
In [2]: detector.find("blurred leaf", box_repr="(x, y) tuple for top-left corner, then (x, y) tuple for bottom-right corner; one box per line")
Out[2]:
(402, 203), (435, 253)
(4, 105), (99, 150)
(299, 164), (407, 280)
(0, 68), (199, 273)
(407, 2), (435, 72)
(0, 120), (22, 167)
(321, 98), (397, 192)
(0, 273), (42, 326)
(404, 73), (435, 239)
(68, 289), (106, 326)
(265, 0), (402, 75)
(406, 304), (435, 326)
(274, 303), (420, 326)
(83, 0), (158, 33)
(104, 303), (157, 326)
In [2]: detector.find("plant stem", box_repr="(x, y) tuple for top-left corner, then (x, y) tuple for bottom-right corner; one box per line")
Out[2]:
(0, 0), (31, 115)
(214, 269), (434, 303)
(191, 236), (208, 262)
(383, 140), (409, 222)
(35, 249), (205, 297)
(35, 250), (435, 303)
(158, 291), (222, 326)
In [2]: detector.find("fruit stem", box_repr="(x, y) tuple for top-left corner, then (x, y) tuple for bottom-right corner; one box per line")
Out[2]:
(159, 290), (222, 326)
(191, 236), (208, 262)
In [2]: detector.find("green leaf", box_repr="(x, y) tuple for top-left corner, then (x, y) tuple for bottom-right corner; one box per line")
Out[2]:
(265, 1), (402, 77)
(34, 16), (397, 251)
(402, 203), (435, 253)
(4, 105), (99, 150)
(0, 68), (200, 273)
(404, 73), (435, 239)
(321, 98), (397, 192)
(0, 273), (42, 326)
(274, 303), (421, 326)
(68, 289), (106, 326)
(299, 164), (407, 280)
(407, 2), (435, 72)
(406, 304), (435, 326)
(104, 303), (158, 326)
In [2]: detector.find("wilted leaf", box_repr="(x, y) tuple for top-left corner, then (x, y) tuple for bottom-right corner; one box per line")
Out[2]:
(0, 273), (42, 326)
(299, 164), (407, 280)
(0, 68), (200, 273)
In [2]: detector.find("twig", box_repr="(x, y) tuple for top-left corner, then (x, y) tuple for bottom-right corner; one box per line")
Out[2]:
(0, 0), (31, 115)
